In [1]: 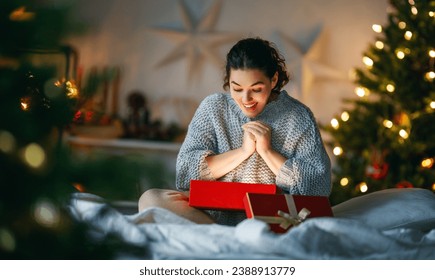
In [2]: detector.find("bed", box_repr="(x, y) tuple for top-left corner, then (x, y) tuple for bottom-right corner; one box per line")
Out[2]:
(68, 188), (435, 259)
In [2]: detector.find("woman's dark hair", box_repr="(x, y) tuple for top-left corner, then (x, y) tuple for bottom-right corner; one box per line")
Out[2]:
(223, 37), (290, 93)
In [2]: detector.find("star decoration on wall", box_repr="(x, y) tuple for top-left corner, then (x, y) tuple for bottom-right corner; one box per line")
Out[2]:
(150, 0), (239, 81)
(279, 28), (348, 101)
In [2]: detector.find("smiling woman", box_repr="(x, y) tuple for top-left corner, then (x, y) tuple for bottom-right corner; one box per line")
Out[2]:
(138, 37), (331, 225)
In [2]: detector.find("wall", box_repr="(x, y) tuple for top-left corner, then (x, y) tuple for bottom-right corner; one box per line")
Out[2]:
(66, 0), (389, 128)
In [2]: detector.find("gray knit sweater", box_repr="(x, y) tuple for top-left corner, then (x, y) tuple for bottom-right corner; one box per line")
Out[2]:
(176, 91), (331, 225)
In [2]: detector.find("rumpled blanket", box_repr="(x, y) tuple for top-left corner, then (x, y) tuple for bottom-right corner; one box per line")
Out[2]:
(68, 192), (435, 260)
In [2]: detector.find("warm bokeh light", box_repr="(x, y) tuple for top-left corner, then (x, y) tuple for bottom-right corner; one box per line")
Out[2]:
(0, 131), (16, 154)
(426, 71), (435, 81)
(375, 41), (384, 49)
(396, 50), (405, 59)
(421, 158), (434, 168)
(23, 143), (46, 168)
(386, 84), (395, 93)
(333, 146), (343, 156)
(430, 101), (435, 109)
(404, 31), (413, 40)
(330, 118), (339, 129)
(383, 119), (393, 128)
(411, 6), (418, 15)
(340, 177), (349, 187)
(398, 21), (406, 29)
(372, 24), (382, 33)
(429, 49), (435, 58)
(355, 86), (369, 97)
(399, 129), (409, 139)
(362, 56), (374, 67)
(357, 182), (368, 193)
(341, 111), (350, 122)
(33, 200), (60, 228)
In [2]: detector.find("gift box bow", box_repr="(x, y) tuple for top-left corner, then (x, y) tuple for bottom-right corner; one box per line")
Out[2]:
(254, 195), (311, 229)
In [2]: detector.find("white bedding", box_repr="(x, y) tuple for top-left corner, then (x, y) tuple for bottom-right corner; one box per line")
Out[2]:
(69, 188), (435, 259)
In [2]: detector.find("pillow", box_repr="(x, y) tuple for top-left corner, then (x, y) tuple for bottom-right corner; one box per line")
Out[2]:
(332, 188), (435, 231)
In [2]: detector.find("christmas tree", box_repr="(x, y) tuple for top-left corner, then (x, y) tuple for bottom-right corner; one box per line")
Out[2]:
(0, 1), (164, 259)
(322, 0), (435, 205)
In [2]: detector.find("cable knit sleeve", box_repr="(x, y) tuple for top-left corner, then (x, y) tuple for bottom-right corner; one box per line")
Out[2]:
(275, 109), (331, 196)
(175, 95), (219, 190)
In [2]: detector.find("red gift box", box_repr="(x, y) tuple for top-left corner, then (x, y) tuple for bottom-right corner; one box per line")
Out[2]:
(243, 193), (333, 233)
(188, 180), (278, 210)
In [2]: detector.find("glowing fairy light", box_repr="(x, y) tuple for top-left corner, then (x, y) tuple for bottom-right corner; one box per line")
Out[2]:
(386, 84), (395, 93)
(411, 6), (418, 15)
(331, 118), (339, 129)
(357, 182), (368, 193)
(383, 120), (393, 128)
(0, 131), (16, 154)
(432, 184), (435, 191)
(33, 200), (60, 228)
(426, 71), (435, 81)
(429, 11), (434, 17)
(372, 24), (382, 33)
(399, 129), (409, 139)
(421, 158), (434, 168)
(355, 86), (369, 97)
(333, 146), (343, 156)
(20, 96), (31, 111)
(428, 50), (435, 58)
(362, 56), (374, 68)
(340, 177), (349, 187)
(430, 101), (435, 109)
(398, 21), (406, 29)
(404, 31), (413, 40)
(23, 143), (46, 168)
(408, 0), (415, 5)
(396, 50), (405, 59)
(341, 111), (350, 122)
(375, 41), (384, 49)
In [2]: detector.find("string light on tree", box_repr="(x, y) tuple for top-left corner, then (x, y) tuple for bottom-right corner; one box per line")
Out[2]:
(421, 158), (434, 169)
(399, 129), (409, 139)
(372, 24), (382, 33)
(340, 177), (349, 187)
(396, 49), (406, 59)
(375, 41), (384, 49)
(404, 31), (413, 40)
(333, 146), (343, 156)
(383, 119), (394, 128)
(362, 56), (374, 68)
(355, 86), (370, 97)
(341, 111), (350, 122)
(386, 83), (395, 93)
(321, 1), (435, 204)
(357, 182), (368, 193)
(330, 118), (339, 129)
(398, 21), (407, 29)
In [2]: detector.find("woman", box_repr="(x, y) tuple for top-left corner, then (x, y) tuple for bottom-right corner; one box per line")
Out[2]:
(138, 37), (331, 225)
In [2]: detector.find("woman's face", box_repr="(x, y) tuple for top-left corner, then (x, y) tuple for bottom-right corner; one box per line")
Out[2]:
(229, 68), (278, 118)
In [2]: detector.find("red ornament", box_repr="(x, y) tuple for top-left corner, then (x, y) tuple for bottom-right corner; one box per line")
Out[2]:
(365, 148), (389, 180)
(366, 163), (389, 180)
(395, 181), (414, 188)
